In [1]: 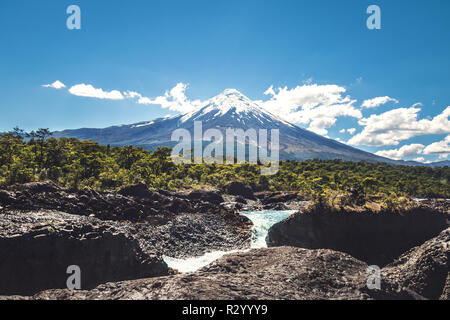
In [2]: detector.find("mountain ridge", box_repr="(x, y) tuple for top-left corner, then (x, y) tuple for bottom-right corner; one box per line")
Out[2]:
(52, 89), (443, 167)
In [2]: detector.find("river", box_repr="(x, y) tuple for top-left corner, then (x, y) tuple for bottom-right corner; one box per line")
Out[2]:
(163, 210), (297, 273)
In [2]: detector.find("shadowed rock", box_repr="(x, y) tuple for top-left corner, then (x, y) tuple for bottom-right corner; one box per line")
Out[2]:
(225, 182), (255, 200)
(267, 203), (449, 266)
(26, 247), (405, 300)
(0, 183), (253, 270)
(381, 228), (449, 300)
(117, 183), (160, 199)
(0, 210), (169, 296)
(185, 189), (224, 205)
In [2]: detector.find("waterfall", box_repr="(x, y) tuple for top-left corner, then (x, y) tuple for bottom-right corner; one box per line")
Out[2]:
(163, 210), (296, 273)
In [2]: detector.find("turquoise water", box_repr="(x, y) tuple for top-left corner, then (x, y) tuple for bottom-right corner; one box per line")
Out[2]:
(163, 210), (296, 273)
(241, 210), (297, 248)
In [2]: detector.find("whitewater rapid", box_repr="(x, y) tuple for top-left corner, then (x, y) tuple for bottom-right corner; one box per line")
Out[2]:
(163, 210), (296, 273)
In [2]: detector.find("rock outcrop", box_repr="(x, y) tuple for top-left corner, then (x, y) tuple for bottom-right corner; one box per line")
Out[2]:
(0, 182), (253, 258)
(223, 191), (309, 212)
(137, 212), (252, 259)
(185, 189), (224, 205)
(0, 210), (169, 296)
(267, 203), (449, 266)
(2, 182), (447, 300)
(26, 247), (408, 300)
(224, 182), (255, 200)
(0, 183), (254, 296)
(381, 228), (449, 300)
(1, 182), (232, 224)
(254, 191), (308, 211)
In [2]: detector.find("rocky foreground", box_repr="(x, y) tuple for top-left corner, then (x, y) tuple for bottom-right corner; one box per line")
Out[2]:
(6, 230), (450, 300)
(0, 182), (253, 259)
(22, 247), (389, 300)
(382, 228), (449, 300)
(0, 182), (449, 300)
(0, 210), (168, 295)
(0, 182), (256, 295)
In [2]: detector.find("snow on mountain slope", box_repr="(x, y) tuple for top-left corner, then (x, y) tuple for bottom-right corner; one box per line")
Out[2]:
(53, 89), (399, 164)
(180, 89), (294, 128)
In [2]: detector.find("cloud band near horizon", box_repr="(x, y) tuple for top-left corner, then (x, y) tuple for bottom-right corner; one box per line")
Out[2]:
(42, 80), (450, 162)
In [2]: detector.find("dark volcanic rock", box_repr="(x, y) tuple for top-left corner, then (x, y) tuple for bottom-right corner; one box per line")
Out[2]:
(239, 191), (309, 211)
(118, 183), (159, 199)
(0, 190), (15, 206)
(381, 228), (449, 300)
(441, 274), (450, 300)
(0, 182), (239, 225)
(0, 182), (253, 263)
(267, 203), (449, 266)
(414, 198), (450, 213)
(137, 213), (252, 259)
(0, 210), (169, 296)
(257, 191), (299, 205)
(28, 247), (406, 300)
(11, 181), (61, 194)
(185, 189), (224, 205)
(225, 182), (255, 200)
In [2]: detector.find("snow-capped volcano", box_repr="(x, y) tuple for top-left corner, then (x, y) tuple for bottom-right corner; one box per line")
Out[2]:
(53, 89), (398, 164)
(180, 89), (293, 128)
(183, 88), (259, 119)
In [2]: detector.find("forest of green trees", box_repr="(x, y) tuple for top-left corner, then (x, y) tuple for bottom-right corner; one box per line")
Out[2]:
(1, 128), (449, 199)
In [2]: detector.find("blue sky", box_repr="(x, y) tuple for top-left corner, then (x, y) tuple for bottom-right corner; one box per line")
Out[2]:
(1, 0), (449, 162)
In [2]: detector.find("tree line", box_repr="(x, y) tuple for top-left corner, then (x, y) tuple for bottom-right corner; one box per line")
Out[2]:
(0, 128), (448, 199)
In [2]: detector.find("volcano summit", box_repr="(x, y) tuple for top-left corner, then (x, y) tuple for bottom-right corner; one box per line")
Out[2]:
(53, 89), (396, 164)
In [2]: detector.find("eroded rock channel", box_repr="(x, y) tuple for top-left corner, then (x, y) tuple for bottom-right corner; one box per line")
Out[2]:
(0, 182), (254, 295)
(0, 182), (448, 300)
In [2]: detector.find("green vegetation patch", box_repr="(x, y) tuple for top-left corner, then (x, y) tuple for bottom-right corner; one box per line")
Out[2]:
(0, 128), (449, 199)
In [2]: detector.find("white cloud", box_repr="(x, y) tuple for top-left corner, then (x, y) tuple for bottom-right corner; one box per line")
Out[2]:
(374, 135), (450, 160)
(423, 135), (450, 155)
(49, 82), (450, 152)
(42, 80), (66, 89)
(375, 143), (425, 160)
(260, 84), (362, 136)
(347, 128), (356, 135)
(127, 83), (205, 113)
(413, 157), (425, 162)
(123, 91), (142, 99)
(69, 84), (124, 100)
(348, 106), (450, 146)
(361, 96), (399, 109)
(339, 128), (356, 135)
(412, 102), (424, 108)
